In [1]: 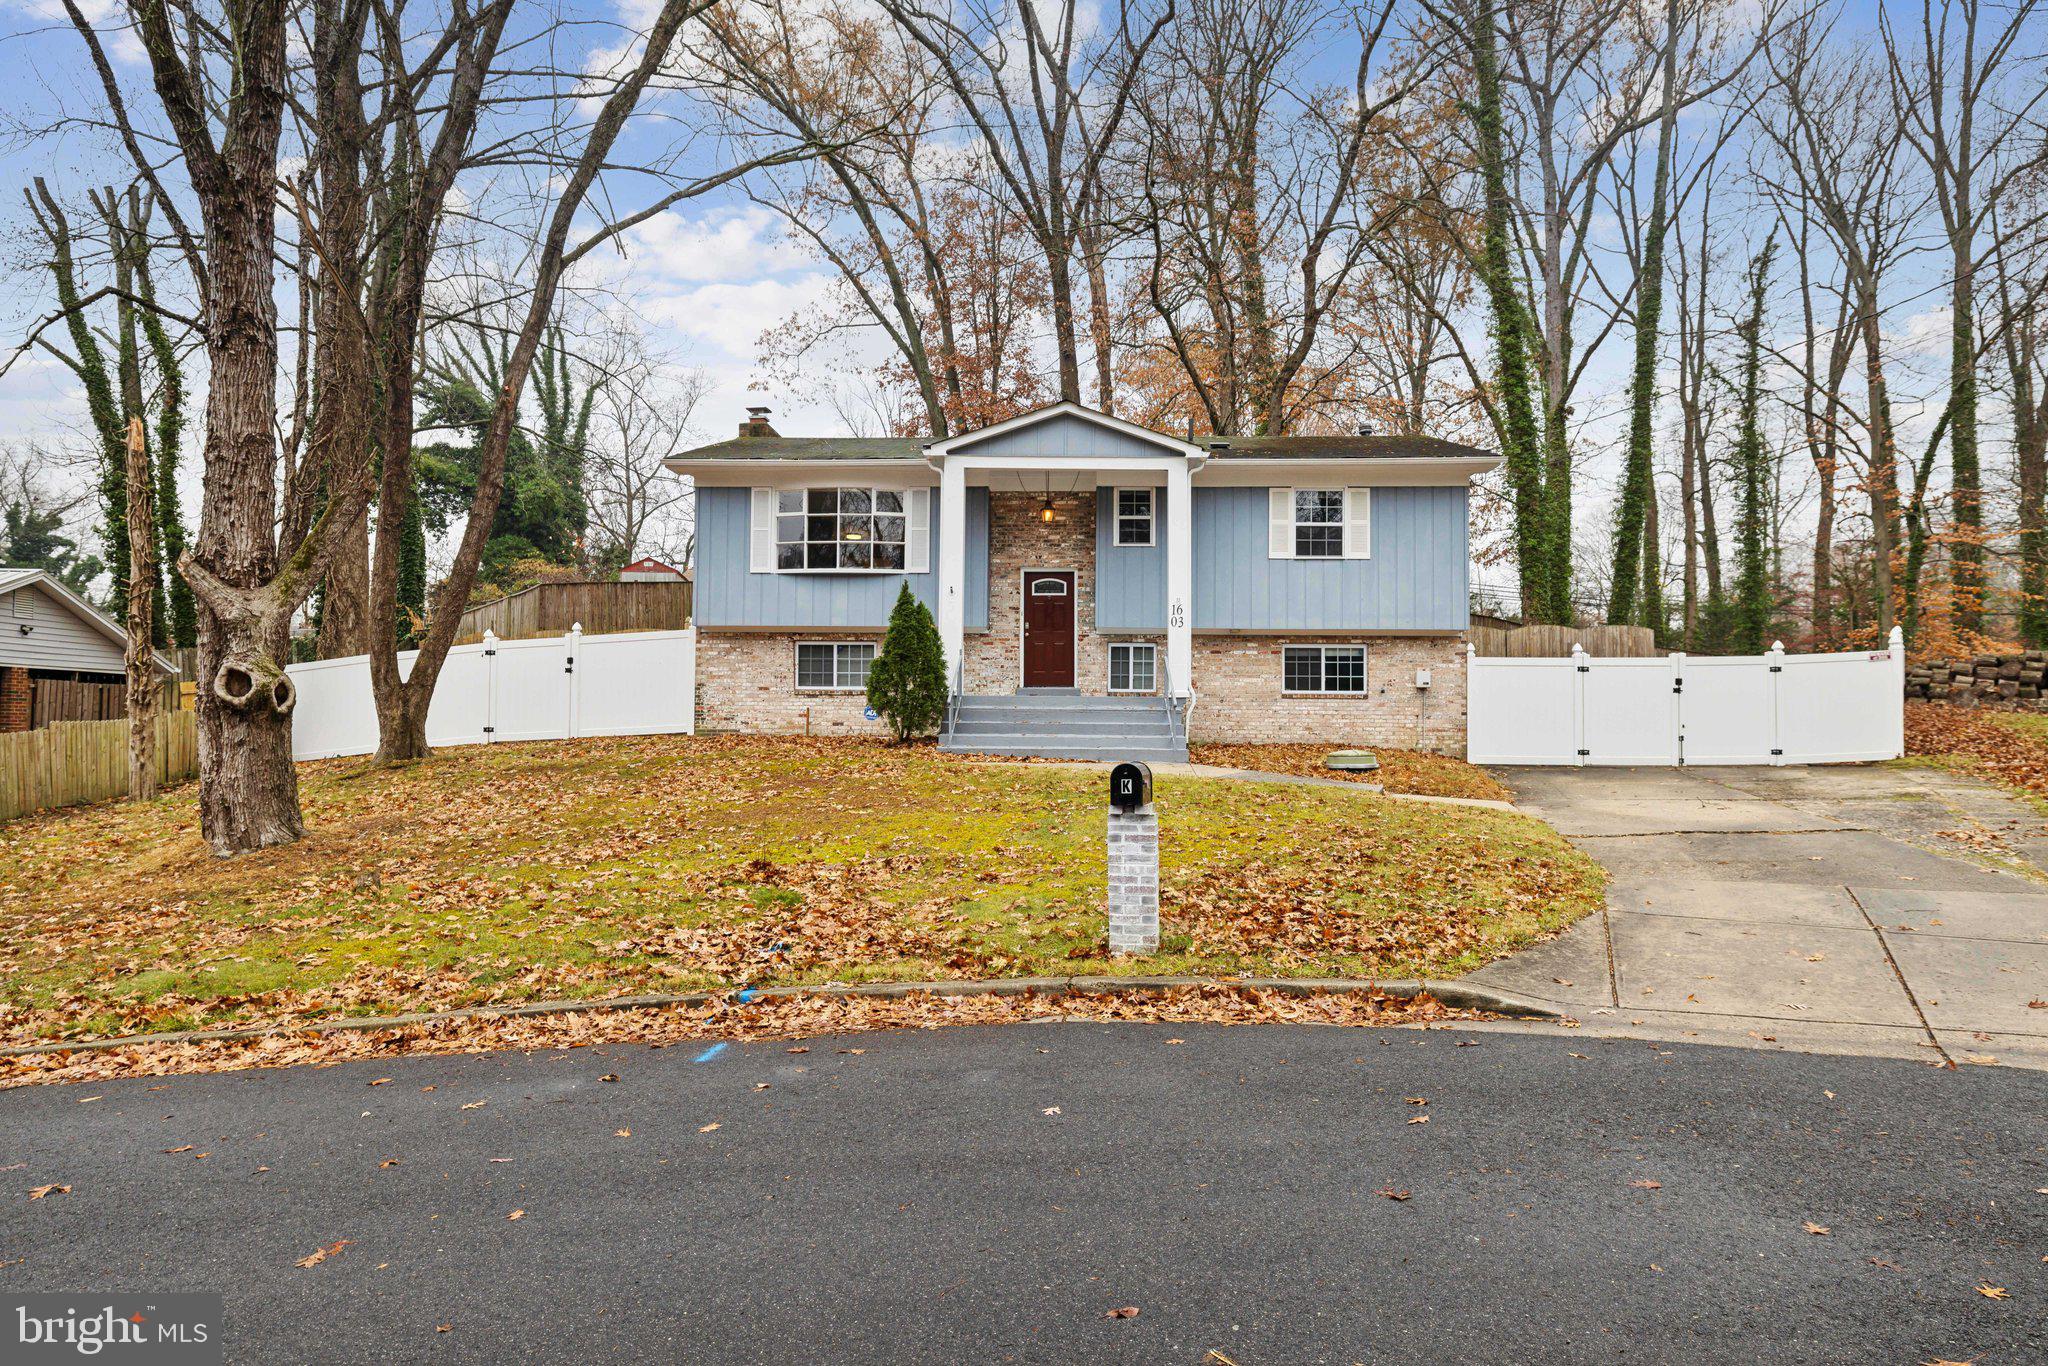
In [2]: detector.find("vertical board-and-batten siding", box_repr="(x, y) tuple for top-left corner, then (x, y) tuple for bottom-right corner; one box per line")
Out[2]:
(695, 485), (989, 630)
(0, 583), (127, 673)
(1191, 485), (1468, 631)
(1093, 486), (1167, 632)
(954, 412), (1182, 459)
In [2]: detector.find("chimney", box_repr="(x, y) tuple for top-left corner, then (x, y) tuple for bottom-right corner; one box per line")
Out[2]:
(738, 405), (780, 439)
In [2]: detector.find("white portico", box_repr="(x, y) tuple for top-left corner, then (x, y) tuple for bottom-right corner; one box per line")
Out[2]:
(924, 403), (1203, 700)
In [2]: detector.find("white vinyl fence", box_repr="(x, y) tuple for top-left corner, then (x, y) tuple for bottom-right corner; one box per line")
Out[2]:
(287, 626), (695, 762)
(1467, 628), (1904, 767)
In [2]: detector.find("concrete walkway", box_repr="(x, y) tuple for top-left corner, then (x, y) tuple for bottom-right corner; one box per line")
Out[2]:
(1466, 764), (2048, 1069)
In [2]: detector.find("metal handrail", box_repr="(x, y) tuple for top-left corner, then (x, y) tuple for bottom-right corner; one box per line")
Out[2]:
(1162, 654), (1194, 747)
(943, 657), (963, 738)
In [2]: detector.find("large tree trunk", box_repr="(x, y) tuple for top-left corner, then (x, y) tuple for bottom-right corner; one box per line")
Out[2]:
(1468, 0), (1549, 624)
(179, 8), (305, 852)
(1608, 0), (1680, 626)
(315, 511), (372, 657)
(123, 417), (158, 803)
(1854, 273), (1901, 637)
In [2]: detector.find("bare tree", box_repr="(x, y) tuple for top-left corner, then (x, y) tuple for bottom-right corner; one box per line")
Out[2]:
(1759, 17), (1925, 638)
(1131, 0), (1425, 436)
(878, 0), (1173, 404)
(585, 339), (710, 569)
(1882, 0), (2048, 634)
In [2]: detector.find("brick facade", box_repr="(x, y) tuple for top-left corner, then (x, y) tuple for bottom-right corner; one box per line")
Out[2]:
(695, 631), (890, 736)
(1186, 633), (1468, 754)
(0, 667), (29, 733)
(1106, 805), (1160, 954)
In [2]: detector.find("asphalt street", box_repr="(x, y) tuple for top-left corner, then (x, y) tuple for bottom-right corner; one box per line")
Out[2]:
(1, 1022), (2043, 1364)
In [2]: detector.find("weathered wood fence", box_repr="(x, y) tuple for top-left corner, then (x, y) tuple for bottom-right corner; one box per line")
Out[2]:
(453, 580), (691, 644)
(1469, 624), (1659, 658)
(28, 677), (176, 727)
(0, 712), (199, 822)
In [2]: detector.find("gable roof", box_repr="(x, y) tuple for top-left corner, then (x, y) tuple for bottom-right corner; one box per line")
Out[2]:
(0, 567), (180, 675)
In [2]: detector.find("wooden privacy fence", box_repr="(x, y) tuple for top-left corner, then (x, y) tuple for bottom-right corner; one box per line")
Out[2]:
(28, 677), (176, 727)
(1469, 624), (1659, 658)
(0, 711), (199, 822)
(453, 580), (691, 644)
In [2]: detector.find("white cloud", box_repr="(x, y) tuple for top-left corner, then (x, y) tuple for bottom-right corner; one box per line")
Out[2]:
(625, 205), (807, 285)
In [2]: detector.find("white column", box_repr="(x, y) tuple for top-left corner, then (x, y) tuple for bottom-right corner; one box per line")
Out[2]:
(1165, 458), (1193, 697)
(937, 457), (968, 690)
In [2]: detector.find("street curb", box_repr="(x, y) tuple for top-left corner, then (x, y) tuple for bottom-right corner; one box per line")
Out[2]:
(0, 975), (1559, 1058)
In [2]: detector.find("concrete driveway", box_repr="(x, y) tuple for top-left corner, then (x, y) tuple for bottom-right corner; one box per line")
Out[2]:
(1467, 764), (2048, 1069)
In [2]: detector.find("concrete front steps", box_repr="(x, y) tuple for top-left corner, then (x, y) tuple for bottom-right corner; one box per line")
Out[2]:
(939, 690), (1188, 763)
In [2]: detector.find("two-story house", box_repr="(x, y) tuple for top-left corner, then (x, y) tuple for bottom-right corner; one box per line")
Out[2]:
(665, 402), (1497, 762)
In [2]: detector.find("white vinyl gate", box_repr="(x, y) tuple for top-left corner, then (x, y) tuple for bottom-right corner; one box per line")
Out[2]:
(287, 625), (696, 761)
(1466, 628), (1904, 767)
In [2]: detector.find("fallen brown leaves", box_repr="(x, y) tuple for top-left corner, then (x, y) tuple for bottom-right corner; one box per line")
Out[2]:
(26, 1183), (69, 1199)
(0, 985), (1483, 1088)
(1187, 744), (1511, 802)
(0, 735), (1594, 1051)
(1906, 704), (2048, 801)
(294, 1240), (351, 1269)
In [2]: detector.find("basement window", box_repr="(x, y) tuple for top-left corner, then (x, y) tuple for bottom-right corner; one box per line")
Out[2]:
(796, 641), (876, 691)
(1109, 643), (1157, 694)
(1283, 644), (1366, 694)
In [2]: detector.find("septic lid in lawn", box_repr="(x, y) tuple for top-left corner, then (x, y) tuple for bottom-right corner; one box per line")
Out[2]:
(1325, 749), (1380, 772)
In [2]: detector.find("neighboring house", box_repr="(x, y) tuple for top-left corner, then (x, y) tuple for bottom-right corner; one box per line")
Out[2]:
(664, 402), (1498, 760)
(618, 557), (690, 583)
(0, 567), (179, 732)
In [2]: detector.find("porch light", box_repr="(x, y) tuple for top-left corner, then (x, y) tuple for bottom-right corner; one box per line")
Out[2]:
(1039, 499), (1058, 523)
(843, 527), (865, 540)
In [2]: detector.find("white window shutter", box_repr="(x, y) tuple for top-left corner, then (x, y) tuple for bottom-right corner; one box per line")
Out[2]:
(1268, 488), (1293, 559)
(749, 489), (775, 573)
(1344, 487), (1371, 559)
(906, 487), (931, 574)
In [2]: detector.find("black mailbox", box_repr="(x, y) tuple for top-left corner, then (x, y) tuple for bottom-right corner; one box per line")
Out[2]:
(1109, 760), (1153, 812)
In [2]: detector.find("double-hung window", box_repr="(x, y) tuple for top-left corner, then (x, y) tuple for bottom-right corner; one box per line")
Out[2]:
(1113, 488), (1155, 546)
(1293, 490), (1344, 558)
(1268, 487), (1370, 559)
(796, 641), (876, 691)
(1108, 642), (1157, 693)
(775, 489), (907, 571)
(1282, 644), (1366, 695)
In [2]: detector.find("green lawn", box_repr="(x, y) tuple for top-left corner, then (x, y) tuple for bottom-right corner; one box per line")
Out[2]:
(0, 735), (1601, 1044)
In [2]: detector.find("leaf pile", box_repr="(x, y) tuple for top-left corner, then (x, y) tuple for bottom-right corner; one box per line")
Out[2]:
(0, 734), (1598, 1045)
(0, 984), (1483, 1088)
(1187, 744), (1511, 802)
(1906, 702), (2048, 801)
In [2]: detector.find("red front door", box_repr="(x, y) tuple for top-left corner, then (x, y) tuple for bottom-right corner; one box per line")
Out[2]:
(1022, 572), (1077, 687)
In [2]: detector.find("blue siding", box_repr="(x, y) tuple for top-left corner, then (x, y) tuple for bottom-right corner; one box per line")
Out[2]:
(1094, 487), (1167, 630)
(1191, 486), (1469, 631)
(955, 412), (1181, 459)
(695, 486), (989, 630)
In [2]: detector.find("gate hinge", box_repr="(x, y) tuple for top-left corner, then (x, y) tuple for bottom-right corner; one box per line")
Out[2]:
(1576, 664), (1590, 673)
(482, 726), (495, 735)
(484, 649), (496, 657)
(1769, 665), (1783, 673)
(1771, 748), (1783, 756)
(1576, 748), (1590, 756)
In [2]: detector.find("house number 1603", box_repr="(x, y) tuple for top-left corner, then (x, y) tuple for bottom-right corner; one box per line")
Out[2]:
(1168, 601), (1186, 628)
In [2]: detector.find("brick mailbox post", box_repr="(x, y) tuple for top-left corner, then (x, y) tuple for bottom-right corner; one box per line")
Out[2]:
(1107, 761), (1158, 955)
